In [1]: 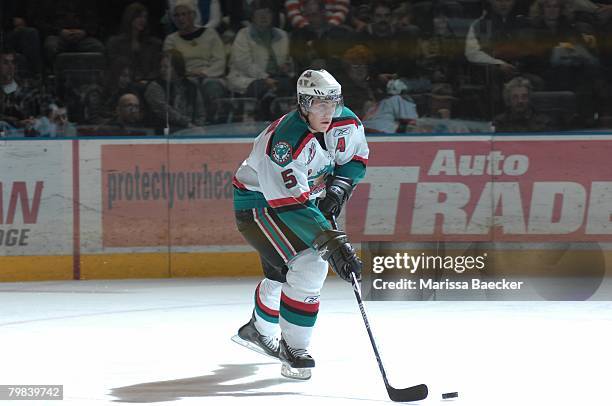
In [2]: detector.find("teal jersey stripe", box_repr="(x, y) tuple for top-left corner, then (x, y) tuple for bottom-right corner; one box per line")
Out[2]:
(276, 200), (331, 247)
(234, 189), (331, 249)
(255, 304), (279, 324)
(233, 188), (269, 210)
(272, 111), (310, 149)
(256, 208), (294, 260)
(335, 160), (366, 184)
(280, 303), (318, 327)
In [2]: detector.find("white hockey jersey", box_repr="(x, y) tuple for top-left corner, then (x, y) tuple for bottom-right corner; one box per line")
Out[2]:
(233, 107), (369, 248)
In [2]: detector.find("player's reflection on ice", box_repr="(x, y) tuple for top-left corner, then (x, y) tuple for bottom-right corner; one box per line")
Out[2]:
(110, 363), (298, 403)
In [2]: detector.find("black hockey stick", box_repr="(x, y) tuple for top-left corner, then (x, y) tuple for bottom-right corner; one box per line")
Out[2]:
(330, 215), (429, 403)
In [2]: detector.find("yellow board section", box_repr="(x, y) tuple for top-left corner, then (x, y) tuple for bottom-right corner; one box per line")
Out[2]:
(80, 253), (171, 280)
(82, 252), (263, 279)
(0, 256), (73, 282)
(170, 252), (261, 277)
(1, 249), (612, 282)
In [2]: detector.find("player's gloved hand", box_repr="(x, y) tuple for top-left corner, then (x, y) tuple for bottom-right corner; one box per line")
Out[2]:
(313, 230), (362, 283)
(317, 176), (354, 218)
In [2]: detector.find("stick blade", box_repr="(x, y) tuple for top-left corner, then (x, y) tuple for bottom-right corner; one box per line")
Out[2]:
(387, 383), (428, 402)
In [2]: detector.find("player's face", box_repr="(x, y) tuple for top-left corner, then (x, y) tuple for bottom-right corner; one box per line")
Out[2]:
(307, 99), (337, 132)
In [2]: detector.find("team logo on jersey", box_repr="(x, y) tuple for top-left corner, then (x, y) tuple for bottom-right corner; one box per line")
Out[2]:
(271, 141), (292, 166)
(333, 127), (350, 137)
(308, 165), (333, 195)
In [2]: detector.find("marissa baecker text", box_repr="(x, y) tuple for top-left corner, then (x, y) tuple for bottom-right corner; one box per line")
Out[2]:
(372, 278), (524, 290)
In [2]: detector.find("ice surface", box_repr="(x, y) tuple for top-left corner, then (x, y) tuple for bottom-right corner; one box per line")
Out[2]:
(1, 277), (611, 405)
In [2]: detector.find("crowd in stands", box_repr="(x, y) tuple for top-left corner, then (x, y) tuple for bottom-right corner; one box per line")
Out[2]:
(1, 0), (612, 136)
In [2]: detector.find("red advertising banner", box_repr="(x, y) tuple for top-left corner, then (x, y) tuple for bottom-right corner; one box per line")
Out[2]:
(101, 138), (612, 248)
(101, 143), (251, 247)
(346, 139), (612, 242)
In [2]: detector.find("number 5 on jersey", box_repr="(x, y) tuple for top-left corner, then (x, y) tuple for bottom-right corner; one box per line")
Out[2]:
(282, 169), (297, 188)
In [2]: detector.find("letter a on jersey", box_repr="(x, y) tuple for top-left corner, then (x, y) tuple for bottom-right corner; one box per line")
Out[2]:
(271, 141), (293, 167)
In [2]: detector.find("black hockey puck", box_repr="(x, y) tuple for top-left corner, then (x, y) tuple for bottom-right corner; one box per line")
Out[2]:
(442, 392), (458, 399)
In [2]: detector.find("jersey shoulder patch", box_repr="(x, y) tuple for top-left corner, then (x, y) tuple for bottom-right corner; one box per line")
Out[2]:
(266, 111), (312, 165)
(270, 140), (293, 167)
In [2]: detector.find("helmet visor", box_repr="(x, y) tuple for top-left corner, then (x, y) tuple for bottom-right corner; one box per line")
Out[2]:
(300, 94), (344, 117)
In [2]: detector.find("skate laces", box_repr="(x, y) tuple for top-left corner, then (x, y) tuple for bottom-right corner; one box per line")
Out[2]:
(288, 345), (310, 358)
(262, 335), (279, 351)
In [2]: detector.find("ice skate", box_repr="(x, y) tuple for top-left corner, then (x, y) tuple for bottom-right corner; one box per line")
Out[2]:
(231, 314), (280, 359)
(279, 337), (314, 380)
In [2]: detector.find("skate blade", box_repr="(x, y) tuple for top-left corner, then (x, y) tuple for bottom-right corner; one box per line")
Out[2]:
(231, 335), (278, 360)
(280, 363), (312, 380)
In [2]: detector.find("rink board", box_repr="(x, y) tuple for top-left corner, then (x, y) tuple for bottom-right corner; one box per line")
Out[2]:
(1, 134), (612, 282)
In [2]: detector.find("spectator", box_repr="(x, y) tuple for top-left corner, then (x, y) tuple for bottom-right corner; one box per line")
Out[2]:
(227, 0), (293, 120)
(144, 50), (207, 132)
(163, 0), (228, 123)
(357, 2), (417, 79)
(222, 0), (284, 32)
(106, 2), (163, 83)
(100, 0), (166, 39)
(525, 0), (582, 79)
(285, 0), (350, 29)
(464, 0), (534, 117)
(167, 0), (222, 30)
(98, 93), (149, 134)
(40, 0), (105, 63)
(350, 1), (372, 32)
(334, 45), (375, 117)
(493, 76), (555, 131)
(391, 2), (420, 37)
(527, 0), (607, 121)
(413, 3), (465, 90)
(0, 50), (46, 135)
(1, 1), (43, 77)
(289, 0), (353, 73)
(87, 58), (142, 124)
(32, 103), (77, 137)
(464, 0), (531, 77)
(363, 78), (419, 133)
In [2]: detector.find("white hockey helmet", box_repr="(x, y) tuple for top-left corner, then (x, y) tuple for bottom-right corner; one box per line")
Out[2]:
(296, 69), (343, 115)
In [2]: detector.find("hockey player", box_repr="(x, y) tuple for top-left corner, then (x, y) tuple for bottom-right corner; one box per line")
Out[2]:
(232, 69), (369, 379)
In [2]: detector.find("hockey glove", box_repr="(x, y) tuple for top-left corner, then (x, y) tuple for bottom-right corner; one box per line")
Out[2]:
(313, 230), (362, 283)
(317, 176), (354, 218)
